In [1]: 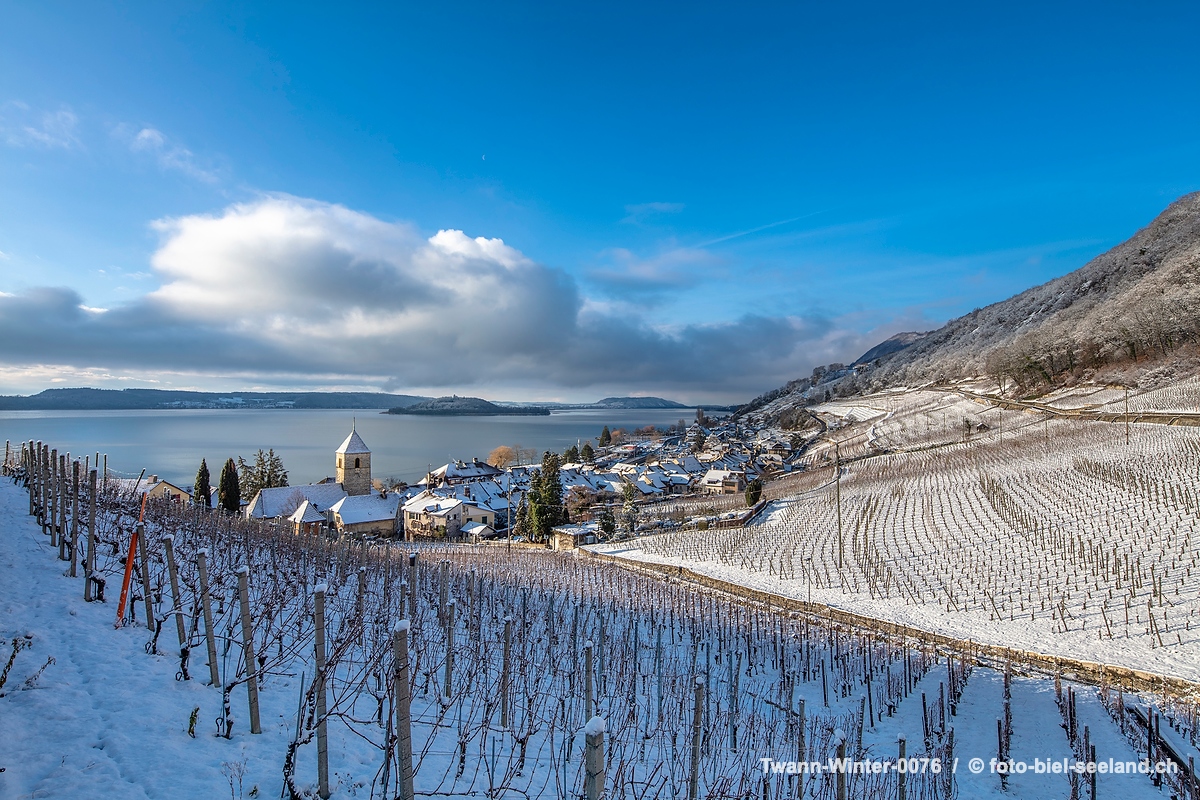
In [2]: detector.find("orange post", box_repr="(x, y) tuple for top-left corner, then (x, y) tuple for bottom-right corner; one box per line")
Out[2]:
(114, 494), (148, 629)
(115, 527), (139, 628)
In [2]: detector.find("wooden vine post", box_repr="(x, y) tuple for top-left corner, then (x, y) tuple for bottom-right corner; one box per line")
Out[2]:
(314, 584), (330, 799)
(688, 677), (704, 800)
(164, 536), (187, 656)
(84, 469), (97, 601)
(443, 599), (456, 699)
(236, 565), (262, 735)
(69, 460), (80, 577)
(137, 519), (154, 629)
(393, 622), (415, 800)
(501, 616), (512, 730)
(197, 549), (220, 686)
(584, 716), (605, 800)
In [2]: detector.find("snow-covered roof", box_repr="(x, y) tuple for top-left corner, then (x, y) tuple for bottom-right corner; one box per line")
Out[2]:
(247, 483), (348, 518)
(330, 492), (401, 525)
(336, 427), (371, 455)
(427, 459), (502, 484)
(402, 490), (463, 517)
(289, 499), (327, 525)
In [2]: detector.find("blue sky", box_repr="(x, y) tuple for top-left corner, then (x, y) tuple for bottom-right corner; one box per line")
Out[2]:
(1, 2), (1198, 403)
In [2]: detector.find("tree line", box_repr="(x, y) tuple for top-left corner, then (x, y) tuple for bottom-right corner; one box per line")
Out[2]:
(191, 449), (289, 513)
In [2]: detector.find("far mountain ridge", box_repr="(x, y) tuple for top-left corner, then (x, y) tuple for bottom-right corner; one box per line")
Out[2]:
(0, 387), (428, 411)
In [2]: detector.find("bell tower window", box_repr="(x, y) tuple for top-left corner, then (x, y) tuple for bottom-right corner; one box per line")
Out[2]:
(355, 457), (361, 468)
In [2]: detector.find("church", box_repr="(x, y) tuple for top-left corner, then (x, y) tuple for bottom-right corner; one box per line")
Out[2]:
(244, 424), (402, 538)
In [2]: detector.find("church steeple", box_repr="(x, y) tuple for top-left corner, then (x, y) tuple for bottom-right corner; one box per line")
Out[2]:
(335, 424), (372, 496)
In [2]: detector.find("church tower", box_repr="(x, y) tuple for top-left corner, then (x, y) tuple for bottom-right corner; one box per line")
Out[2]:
(336, 422), (372, 496)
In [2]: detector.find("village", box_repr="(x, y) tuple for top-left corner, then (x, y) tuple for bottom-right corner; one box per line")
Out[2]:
(122, 411), (808, 550)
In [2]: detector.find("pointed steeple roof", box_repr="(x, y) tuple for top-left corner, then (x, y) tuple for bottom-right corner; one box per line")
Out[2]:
(337, 422), (371, 455)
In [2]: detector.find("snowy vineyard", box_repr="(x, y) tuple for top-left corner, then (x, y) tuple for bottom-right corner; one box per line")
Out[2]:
(2, 438), (1200, 799)
(615, 391), (1200, 685)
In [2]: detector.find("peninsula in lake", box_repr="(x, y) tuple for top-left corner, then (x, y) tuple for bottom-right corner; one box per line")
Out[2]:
(386, 396), (550, 416)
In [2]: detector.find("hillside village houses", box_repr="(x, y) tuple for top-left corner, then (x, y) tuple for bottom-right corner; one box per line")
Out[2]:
(232, 412), (797, 544)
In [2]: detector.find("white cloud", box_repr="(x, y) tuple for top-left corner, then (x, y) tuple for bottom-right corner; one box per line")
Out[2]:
(1, 104), (80, 149)
(122, 125), (218, 183)
(0, 195), (899, 400)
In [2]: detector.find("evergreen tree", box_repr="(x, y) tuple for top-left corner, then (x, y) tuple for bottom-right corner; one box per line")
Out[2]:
(193, 458), (212, 508)
(580, 442), (595, 463)
(598, 426), (612, 448)
(745, 477), (764, 507)
(217, 458), (240, 514)
(692, 431), (706, 452)
(620, 482), (638, 533)
(237, 448), (289, 500)
(513, 494), (530, 540)
(526, 470), (545, 542)
(563, 444), (580, 463)
(598, 506), (616, 539)
(539, 451), (565, 535)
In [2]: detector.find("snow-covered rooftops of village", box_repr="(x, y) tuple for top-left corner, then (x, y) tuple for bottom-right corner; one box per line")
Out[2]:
(330, 492), (402, 525)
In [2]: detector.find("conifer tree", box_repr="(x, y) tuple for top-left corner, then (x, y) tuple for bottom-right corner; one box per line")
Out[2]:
(237, 448), (289, 501)
(526, 470), (545, 542)
(598, 426), (612, 447)
(620, 482), (638, 533)
(580, 442), (595, 464)
(513, 494), (530, 540)
(539, 451), (565, 535)
(193, 458), (212, 508)
(598, 506), (616, 539)
(217, 458), (240, 514)
(563, 444), (580, 463)
(745, 477), (763, 507)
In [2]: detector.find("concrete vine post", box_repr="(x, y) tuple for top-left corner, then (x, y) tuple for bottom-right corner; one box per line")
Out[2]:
(314, 585), (330, 799)
(236, 566), (262, 735)
(197, 550), (220, 686)
(898, 737), (906, 800)
(393, 623), (415, 800)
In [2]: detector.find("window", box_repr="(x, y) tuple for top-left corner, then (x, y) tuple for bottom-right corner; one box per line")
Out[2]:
(354, 457), (360, 468)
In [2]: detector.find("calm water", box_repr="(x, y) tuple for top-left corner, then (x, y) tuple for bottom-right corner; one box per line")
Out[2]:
(0, 408), (697, 486)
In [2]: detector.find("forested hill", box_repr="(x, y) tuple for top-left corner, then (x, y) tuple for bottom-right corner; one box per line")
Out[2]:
(739, 191), (1200, 417)
(0, 388), (428, 410)
(867, 191), (1200, 390)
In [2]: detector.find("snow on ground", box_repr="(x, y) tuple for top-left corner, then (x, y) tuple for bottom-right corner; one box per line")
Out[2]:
(599, 390), (1200, 684)
(0, 482), (375, 799)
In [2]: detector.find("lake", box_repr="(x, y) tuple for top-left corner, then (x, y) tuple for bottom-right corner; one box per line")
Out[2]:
(0, 407), (698, 487)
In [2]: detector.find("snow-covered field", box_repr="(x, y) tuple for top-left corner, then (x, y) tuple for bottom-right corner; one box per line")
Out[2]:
(602, 390), (1200, 685)
(2, 450), (1197, 799)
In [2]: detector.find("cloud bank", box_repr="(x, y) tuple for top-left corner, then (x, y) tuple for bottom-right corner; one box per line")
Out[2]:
(0, 196), (904, 400)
